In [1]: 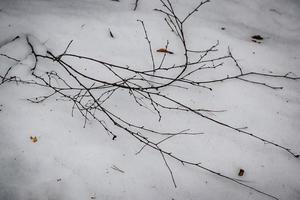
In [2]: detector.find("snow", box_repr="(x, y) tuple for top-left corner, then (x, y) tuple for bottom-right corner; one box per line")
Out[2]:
(0, 0), (300, 200)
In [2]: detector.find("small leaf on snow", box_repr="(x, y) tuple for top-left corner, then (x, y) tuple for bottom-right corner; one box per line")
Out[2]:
(30, 136), (38, 143)
(238, 169), (245, 176)
(156, 48), (174, 54)
(251, 35), (264, 40)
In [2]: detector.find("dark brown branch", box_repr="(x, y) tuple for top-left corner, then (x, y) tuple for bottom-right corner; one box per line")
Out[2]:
(181, 0), (210, 23)
(137, 19), (156, 72)
(160, 150), (177, 188)
(133, 0), (140, 11)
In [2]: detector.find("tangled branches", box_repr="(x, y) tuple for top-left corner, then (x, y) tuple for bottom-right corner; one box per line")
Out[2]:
(0, 0), (299, 199)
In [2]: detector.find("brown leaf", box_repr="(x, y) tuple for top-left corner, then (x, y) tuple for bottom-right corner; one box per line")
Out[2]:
(238, 169), (245, 176)
(156, 48), (174, 54)
(30, 136), (38, 143)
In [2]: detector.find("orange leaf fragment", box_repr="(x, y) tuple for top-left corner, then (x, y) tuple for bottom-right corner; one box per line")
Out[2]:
(30, 136), (38, 143)
(156, 48), (174, 54)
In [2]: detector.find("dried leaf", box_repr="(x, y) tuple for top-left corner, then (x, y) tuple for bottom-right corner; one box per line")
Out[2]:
(156, 48), (174, 54)
(251, 35), (264, 40)
(30, 136), (38, 143)
(238, 169), (245, 176)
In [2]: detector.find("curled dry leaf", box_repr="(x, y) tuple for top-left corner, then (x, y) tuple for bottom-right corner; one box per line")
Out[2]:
(30, 136), (38, 143)
(156, 48), (174, 54)
(251, 35), (264, 44)
(251, 35), (264, 40)
(238, 169), (245, 176)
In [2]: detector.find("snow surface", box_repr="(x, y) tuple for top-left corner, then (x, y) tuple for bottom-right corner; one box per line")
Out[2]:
(0, 0), (300, 200)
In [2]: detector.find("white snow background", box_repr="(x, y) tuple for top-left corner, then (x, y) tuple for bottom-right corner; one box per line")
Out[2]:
(0, 0), (300, 200)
